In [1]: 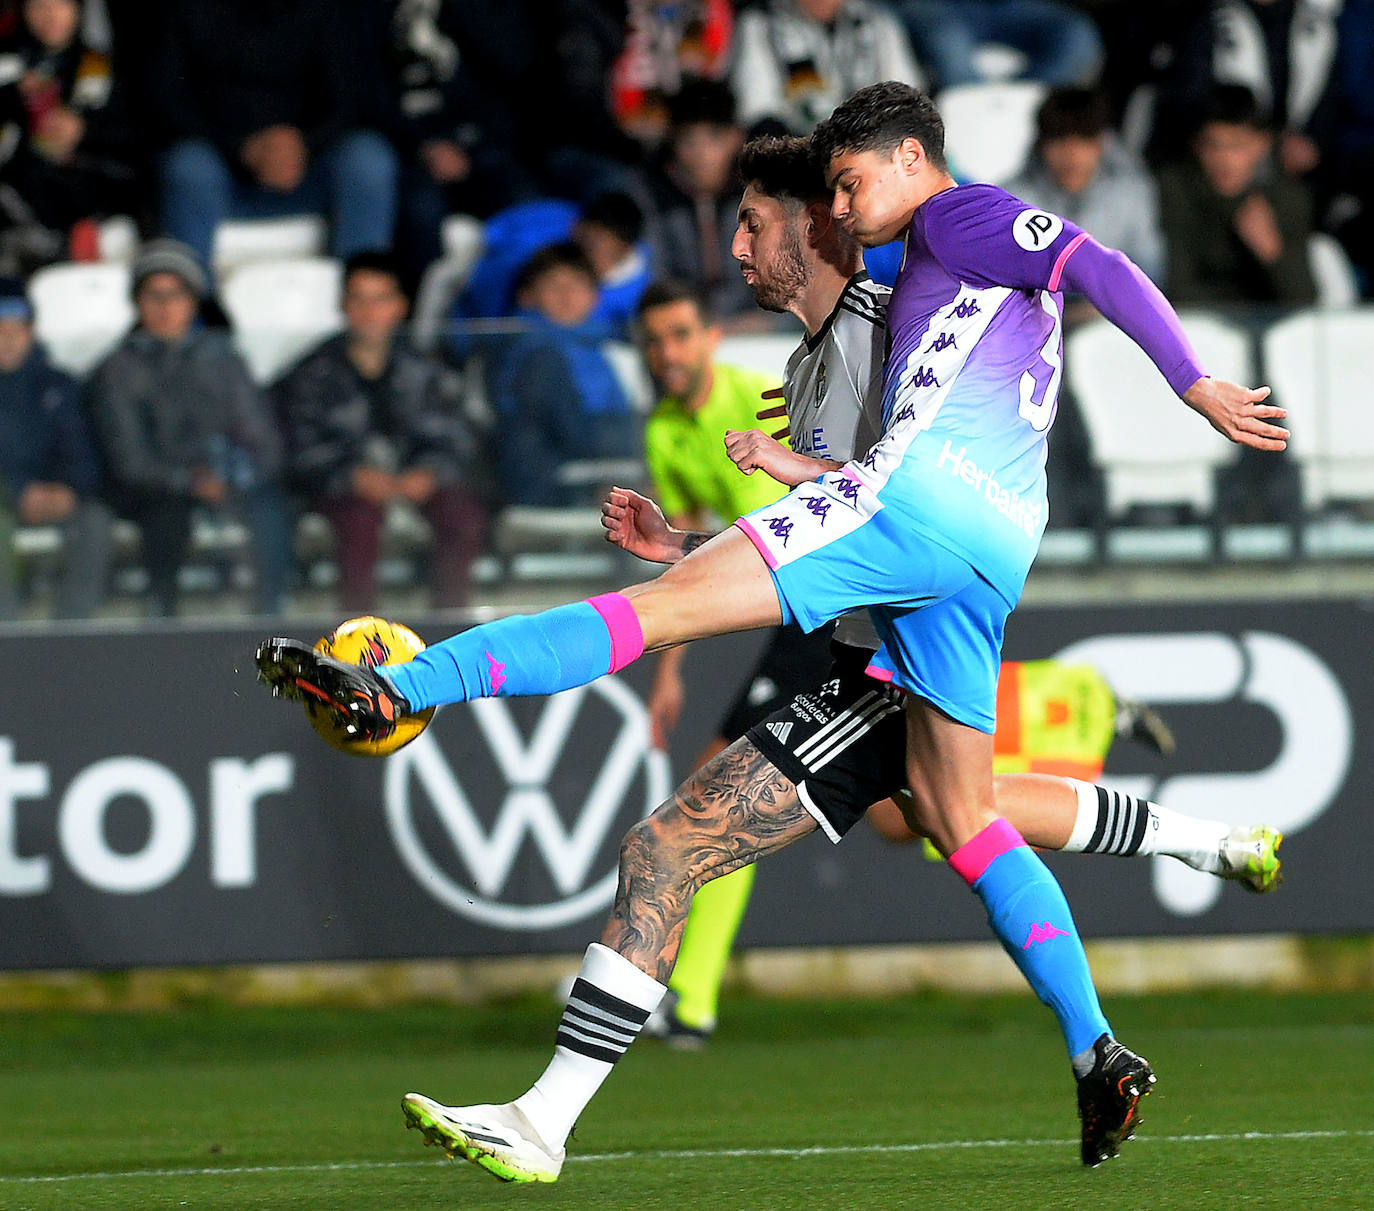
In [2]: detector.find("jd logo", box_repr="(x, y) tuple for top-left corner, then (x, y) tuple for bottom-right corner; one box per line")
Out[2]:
(384, 678), (671, 930)
(1054, 632), (1352, 916)
(1012, 208), (1063, 252)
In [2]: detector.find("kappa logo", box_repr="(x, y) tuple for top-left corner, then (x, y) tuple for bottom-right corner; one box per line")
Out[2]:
(384, 679), (670, 930)
(929, 331), (958, 353)
(766, 516), (794, 545)
(766, 721), (794, 745)
(1023, 921), (1070, 948)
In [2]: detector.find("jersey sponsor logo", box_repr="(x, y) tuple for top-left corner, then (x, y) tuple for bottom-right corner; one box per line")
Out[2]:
(384, 681), (671, 930)
(766, 721), (794, 745)
(936, 438), (1043, 537)
(1012, 208), (1064, 252)
(809, 426), (830, 456)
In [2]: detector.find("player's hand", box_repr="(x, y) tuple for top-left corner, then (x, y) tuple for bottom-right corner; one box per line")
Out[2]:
(601, 486), (685, 563)
(1182, 377), (1289, 451)
(725, 428), (840, 486)
(647, 666), (685, 750)
(1233, 194), (1283, 264)
(758, 387), (790, 441)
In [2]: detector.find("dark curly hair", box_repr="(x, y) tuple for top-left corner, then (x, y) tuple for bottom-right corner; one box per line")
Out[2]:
(737, 134), (830, 206)
(811, 81), (947, 174)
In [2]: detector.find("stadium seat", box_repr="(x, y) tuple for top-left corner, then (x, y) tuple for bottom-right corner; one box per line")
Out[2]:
(27, 261), (134, 375)
(1261, 307), (1374, 511)
(211, 216), (327, 278)
(221, 256), (344, 383)
(936, 81), (1046, 185)
(603, 339), (655, 412)
(96, 215), (140, 262)
(715, 333), (796, 383)
(411, 215), (487, 352)
(1065, 311), (1252, 518)
(1307, 233), (1360, 309)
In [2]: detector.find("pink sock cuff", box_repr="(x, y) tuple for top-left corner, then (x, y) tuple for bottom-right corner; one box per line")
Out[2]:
(587, 593), (645, 673)
(948, 817), (1027, 886)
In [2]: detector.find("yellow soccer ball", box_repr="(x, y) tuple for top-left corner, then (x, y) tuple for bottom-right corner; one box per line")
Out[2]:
(304, 616), (436, 757)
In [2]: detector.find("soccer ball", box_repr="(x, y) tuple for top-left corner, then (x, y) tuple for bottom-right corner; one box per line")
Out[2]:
(303, 616), (436, 757)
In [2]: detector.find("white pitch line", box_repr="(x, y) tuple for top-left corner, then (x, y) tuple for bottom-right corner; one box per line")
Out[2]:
(3, 1128), (1371, 1185)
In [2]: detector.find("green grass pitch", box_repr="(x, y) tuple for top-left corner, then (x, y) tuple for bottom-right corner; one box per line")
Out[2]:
(0, 987), (1371, 1209)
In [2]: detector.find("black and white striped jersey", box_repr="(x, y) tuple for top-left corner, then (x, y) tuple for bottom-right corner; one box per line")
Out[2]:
(782, 272), (889, 651)
(783, 272), (888, 468)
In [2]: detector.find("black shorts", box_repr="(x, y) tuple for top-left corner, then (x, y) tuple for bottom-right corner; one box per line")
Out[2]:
(717, 620), (838, 743)
(746, 641), (908, 842)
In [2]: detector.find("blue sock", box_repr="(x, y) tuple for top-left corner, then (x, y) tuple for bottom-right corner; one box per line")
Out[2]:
(951, 819), (1110, 1060)
(382, 595), (644, 710)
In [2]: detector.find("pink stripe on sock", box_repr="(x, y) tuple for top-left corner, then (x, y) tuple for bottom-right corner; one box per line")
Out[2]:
(1048, 231), (1090, 292)
(948, 817), (1026, 886)
(587, 592), (645, 673)
(733, 516), (780, 569)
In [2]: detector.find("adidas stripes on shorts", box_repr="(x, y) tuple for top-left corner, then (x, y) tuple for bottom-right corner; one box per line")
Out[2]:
(746, 641), (908, 843)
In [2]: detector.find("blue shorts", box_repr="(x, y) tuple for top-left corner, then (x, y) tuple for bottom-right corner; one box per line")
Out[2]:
(735, 472), (1008, 732)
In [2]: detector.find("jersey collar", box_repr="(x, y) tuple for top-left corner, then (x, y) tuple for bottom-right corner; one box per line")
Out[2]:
(805, 271), (872, 353)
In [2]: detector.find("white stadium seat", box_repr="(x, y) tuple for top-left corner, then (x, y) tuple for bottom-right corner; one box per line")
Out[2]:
(211, 215), (327, 277)
(1065, 311), (1252, 517)
(28, 261), (134, 375)
(221, 256), (344, 383)
(1262, 307), (1374, 510)
(715, 333), (796, 383)
(411, 214), (488, 353)
(937, 81), (1046, 186)
(1307, 233), (1360, 309)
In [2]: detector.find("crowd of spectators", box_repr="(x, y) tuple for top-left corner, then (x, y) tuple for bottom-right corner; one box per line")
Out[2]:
(1, 0), (1372, 619)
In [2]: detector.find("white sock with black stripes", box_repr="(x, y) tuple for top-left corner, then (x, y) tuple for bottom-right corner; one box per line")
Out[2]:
(512, 943), (667, 1151)
(1062, 779), (1228, 874)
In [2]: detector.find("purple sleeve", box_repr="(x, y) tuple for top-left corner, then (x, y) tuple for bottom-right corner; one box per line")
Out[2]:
(924, 186), (1206, 397)
(923, 184), (1090, 291)
(1056, 237), (1206, 398)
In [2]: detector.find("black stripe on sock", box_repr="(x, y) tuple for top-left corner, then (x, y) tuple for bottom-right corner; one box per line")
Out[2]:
(1123, 794), (1150, 856)
(1086, 785), (1110, 853)
(567, 977), (651, 1027)
(555, 1029), (622, 1064)
(559, 1010), (636, 1050)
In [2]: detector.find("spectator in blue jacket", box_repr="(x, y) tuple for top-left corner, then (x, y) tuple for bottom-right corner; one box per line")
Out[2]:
(486, 242), (642, 507)
(449, 192), (652, 357)
(0, 276), (112, 618)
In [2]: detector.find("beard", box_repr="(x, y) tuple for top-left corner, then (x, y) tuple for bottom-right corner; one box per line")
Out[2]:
(749, 224), (810, 313)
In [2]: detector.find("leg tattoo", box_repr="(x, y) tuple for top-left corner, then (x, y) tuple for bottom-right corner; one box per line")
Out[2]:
(601, 739), (816, 982)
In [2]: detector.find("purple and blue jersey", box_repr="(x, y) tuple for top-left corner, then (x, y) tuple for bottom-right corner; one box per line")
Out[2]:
(736, 182), (1206, 727)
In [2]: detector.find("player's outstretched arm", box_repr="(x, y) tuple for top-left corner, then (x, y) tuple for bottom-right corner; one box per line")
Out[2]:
(601, 486), (716, 564)
(724, 427), (842, 485)
(1181, 377), (1290, 451)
